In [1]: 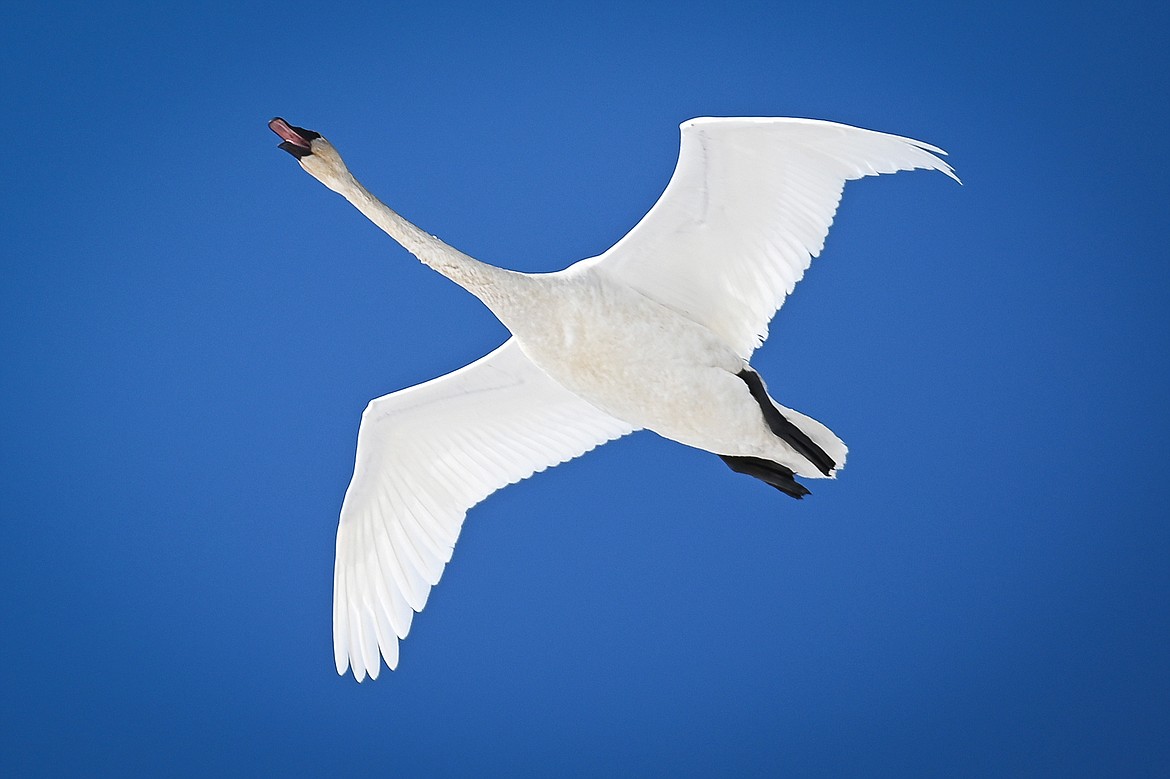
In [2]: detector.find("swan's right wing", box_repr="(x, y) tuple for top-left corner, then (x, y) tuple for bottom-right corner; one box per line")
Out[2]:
(333, 339), (634, 681)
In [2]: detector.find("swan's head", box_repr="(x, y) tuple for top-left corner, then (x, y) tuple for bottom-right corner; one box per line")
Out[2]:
(269, 117), (354, 195)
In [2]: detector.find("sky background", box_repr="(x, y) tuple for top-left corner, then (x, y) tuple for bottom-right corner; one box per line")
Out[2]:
(3, 0), (1168, 775)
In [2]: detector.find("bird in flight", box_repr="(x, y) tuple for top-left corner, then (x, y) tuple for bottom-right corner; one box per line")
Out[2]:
(270, 116), (957, 680)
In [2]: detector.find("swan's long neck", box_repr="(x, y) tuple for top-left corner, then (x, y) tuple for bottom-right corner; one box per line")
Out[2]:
(336, 174), (529, 315)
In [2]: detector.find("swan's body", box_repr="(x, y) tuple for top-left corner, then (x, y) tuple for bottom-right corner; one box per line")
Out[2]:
(270, 116), (957, 680)
(493, 268), (758, 457)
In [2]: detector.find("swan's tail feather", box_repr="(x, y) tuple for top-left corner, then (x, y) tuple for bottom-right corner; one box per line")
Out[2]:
(720, 455), (811, 499)
(771, 404), (848, 479)
(737, 369), (841, 476)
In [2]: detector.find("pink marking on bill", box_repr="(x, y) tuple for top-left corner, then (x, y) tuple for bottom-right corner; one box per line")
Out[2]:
(269, 118), (311, 150)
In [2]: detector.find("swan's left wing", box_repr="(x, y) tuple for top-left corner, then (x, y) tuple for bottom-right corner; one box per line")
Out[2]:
(333, 338), (634, 681)
(596, 117), (958, 358)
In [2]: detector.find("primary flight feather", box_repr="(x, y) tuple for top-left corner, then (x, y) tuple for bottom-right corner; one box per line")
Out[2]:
(269, 116), (957, 681)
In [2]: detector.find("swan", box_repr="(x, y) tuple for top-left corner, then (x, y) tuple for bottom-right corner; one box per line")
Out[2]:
(269, 116), (957, 680)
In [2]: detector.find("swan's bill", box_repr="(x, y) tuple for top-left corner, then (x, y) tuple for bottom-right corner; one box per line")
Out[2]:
(269, 117), (320, 159)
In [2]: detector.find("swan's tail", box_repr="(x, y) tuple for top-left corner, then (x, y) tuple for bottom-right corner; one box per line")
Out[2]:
(719, 408), (848, 498)
(734, 368), (849, 489)
(771, 402), (848, 478)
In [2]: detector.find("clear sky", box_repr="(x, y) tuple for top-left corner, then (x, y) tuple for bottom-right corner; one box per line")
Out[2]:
(3, 0), (1168, 775)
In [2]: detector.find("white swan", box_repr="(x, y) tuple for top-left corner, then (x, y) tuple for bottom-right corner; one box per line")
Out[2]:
(270, 116), (957, 680)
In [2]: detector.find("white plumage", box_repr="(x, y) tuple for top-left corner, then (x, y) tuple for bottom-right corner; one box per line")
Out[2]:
(269, 116), (957, 680)
(334, 340), (633, 674)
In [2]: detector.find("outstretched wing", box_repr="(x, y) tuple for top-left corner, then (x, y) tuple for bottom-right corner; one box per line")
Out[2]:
(597, 117), (958, 358)
(333, 339), (635, 680)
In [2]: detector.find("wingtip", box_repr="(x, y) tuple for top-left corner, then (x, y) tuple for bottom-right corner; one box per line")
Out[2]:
(932, 157), (963, 185)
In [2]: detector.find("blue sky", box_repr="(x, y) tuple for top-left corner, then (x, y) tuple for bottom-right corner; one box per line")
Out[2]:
(3, 0), (1168, 775)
